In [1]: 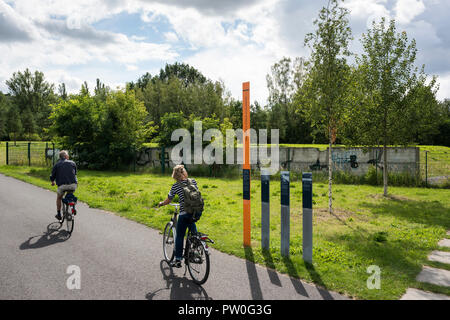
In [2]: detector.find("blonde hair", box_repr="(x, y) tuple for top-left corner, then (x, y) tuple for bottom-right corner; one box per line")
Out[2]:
(172, 165), (187, 181)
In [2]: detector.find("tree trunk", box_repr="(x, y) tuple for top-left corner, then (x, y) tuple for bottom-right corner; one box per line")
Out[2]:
(383, 143), (388, 196)
(328, 129), (333, 214)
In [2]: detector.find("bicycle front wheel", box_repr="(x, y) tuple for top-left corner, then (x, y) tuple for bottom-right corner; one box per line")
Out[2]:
(187, 239), (210, 285)
(163, 222), (175, 262)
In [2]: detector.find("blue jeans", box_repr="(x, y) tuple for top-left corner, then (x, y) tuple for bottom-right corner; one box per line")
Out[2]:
(175, 213), (197, 260)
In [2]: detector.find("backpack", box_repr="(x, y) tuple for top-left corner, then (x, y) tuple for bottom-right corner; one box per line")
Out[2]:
(180, 179), (204, 222)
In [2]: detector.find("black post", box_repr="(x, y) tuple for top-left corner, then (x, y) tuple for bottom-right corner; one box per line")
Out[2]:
(280, 171), (290, 257)
(425, 151), (428, 188)
(28, 142), (31, 166)
(161, 146), (165, 174)
(52, 142), (55, 166)
(6, 142), (8, 165)
(302, 172), (313, 263)
(261, 171), (270, 250)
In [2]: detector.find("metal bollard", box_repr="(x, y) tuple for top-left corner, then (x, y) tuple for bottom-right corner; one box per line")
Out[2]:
(302, 172), (313, 263)
(280, 171), (290, 257)
(261, 171), (270, 250)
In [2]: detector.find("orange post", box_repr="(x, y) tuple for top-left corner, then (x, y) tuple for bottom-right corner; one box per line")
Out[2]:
(242, 82), (251, 247)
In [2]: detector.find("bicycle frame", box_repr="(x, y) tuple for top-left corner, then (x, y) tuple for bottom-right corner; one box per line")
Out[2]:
(163, 203), (213, 284)
(167, 204), (213, 258)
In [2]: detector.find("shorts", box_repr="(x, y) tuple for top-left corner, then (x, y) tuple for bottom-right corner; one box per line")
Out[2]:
(57, 184), (77, 196)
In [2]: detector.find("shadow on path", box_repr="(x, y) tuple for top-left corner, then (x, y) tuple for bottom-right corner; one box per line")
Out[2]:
(19, 222), (71, 250)
(304, 261), (334, 300)
(262, 249), (282, 287)
(146, 260), (211, 300)
(282, 256), (309, 298)
(244, 247), (263, 300)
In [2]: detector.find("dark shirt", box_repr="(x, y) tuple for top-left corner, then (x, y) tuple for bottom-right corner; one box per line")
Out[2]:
(168, 179), (197, 213)
(50, 159), (78, 186)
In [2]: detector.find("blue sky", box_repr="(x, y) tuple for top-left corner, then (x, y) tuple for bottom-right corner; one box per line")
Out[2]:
(1, 0), (449, 103)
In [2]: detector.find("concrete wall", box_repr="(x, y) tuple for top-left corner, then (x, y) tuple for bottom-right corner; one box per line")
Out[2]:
(135, 146), (420, 175)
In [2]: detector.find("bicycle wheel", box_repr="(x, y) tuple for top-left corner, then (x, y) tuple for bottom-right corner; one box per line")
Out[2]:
(65, 208), (74, 234)
(59, 204), (66, 224)
(187, 238), (210, 285)
(163, 222), (175, 262)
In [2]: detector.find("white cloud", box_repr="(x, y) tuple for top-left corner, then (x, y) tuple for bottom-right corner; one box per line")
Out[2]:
(344, 0), (391, 28)
(1, 0), (449, 102)
(163, 31), (178, 43)
(435, 73), (450, 101)
(395, 0), (425, 25)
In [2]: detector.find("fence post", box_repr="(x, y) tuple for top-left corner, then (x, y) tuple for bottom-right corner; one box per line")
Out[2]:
(52, 142), (55, 166)
(133, 147), (136, 172)
(6, 142), (8, 165)
(28, 142), (31, 166)
(425, 151), (428, 188)
(161, 146), (165, 174)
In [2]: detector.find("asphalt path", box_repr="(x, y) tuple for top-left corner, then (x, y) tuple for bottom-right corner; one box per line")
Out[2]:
(0, 173), (348, 300)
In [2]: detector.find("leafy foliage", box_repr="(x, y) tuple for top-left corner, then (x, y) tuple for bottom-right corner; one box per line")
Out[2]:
(50, 89), (155, 169)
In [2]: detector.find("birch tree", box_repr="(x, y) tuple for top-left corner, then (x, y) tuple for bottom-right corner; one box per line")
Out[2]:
(298, 0), (352, 213)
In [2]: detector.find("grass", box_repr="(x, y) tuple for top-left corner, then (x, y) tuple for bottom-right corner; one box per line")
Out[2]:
(0, 165), (449, 300)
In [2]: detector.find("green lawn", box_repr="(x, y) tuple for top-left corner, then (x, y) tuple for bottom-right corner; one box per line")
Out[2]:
(0, 165), (449, 300)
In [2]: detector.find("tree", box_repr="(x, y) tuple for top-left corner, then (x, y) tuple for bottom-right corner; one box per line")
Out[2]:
(297, 0), (352, 213)
(348, 17), (437, 196)
(138, 66), (226, 128)
(6, 105), (23, 145)
(0, 92), (11, 139)
(158, 62), (207, 86)
(155, 112), (188, 147)
(433, 100), (450, 146)
(50, 89), (153, 169)
(58, 83), (68, 101)
(80, 81), (89, 96)
(402, 78), (441, 145)
(6, 69), (56, 138)
(94, 78), (108, 102)
(266, 57), (313, 143)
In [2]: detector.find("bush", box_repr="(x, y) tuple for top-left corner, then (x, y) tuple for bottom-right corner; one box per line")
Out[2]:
(50, 89), (155, 169)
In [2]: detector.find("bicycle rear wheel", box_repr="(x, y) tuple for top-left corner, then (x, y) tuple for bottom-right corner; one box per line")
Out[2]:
(163, 222), (175, 262)
(187, 238), (210, 285)
(65, 208), (74, 234)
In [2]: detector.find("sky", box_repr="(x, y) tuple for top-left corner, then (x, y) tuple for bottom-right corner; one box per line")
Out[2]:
(1, 0), (449, 104)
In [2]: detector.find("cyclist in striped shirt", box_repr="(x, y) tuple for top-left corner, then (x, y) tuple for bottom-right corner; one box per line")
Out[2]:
(158, 165), (198, 268)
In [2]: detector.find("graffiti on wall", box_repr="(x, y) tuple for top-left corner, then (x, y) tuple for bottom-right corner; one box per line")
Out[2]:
(331, 150), (359, 168)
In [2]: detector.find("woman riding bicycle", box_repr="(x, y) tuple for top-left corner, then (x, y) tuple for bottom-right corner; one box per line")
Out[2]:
(158, 165), (198, 268)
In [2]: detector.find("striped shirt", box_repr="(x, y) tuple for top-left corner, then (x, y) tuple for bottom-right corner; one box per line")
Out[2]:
(168, 179), (198, 213)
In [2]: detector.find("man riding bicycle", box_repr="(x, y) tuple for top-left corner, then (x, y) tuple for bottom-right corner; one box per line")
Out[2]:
(50, 150), (78, 221)
(158, 165), (200, 268)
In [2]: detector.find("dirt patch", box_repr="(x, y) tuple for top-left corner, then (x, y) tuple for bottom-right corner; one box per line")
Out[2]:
(369, 193), (412, 202)
(314, 208), (354, 222)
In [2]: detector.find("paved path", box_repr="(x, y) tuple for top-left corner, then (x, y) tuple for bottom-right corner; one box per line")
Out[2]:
(0, 174), (348, 300)
(401, 229), (450, 300)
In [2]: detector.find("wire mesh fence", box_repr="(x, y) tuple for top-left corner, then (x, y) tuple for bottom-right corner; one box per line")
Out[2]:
(1, 141), (56, 167)
(420, 151), (450, 187)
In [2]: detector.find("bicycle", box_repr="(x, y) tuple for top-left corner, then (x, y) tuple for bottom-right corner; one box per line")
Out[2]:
(60, 191), (77, 235)
(162, 203), (214, 285)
